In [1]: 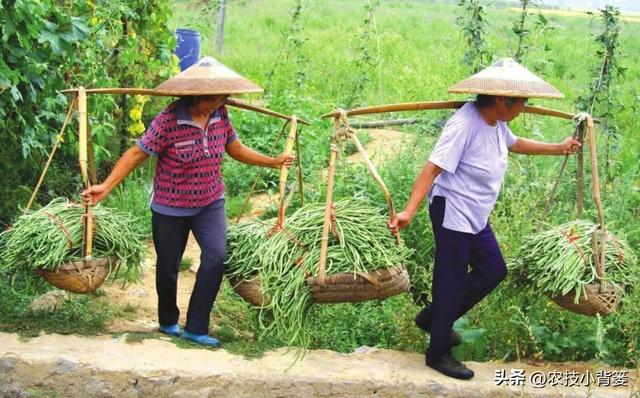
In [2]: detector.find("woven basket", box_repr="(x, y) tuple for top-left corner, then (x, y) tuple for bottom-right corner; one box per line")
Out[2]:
(229, 276), (271, 307)
(231, 265), (410, 306)
(549, 283), (622, 316)
(38, 257), (114, 294)
(307, 265), (410, 304)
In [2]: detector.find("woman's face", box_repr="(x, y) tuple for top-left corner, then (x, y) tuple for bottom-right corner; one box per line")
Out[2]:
(495, 97), (527, 122)
(193, 95), (228, 115)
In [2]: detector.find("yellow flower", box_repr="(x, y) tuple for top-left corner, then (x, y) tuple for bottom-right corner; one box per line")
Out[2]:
(127, 121), (146, 136)
(91, 16), (98, 26)
(129, 106), (142, 121)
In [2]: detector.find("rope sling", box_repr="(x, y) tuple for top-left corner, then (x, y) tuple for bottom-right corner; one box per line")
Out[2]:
(230, 110), (410, 306)
(535, 113), (625, 316)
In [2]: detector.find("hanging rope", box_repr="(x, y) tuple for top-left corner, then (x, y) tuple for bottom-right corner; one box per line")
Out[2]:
(537, 112), (589, 231)
(234, 119), (291, 224)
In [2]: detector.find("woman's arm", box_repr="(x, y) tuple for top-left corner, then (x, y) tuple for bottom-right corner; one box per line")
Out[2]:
(510, 137), (581, 155)
(389, 161), (442, 232)
(225, 139), (293, 168)
(81, 145), (149, 204)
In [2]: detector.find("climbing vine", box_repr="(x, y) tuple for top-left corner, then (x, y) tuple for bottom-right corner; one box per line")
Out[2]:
(456, 0), (491, 73)
(345, 0), (381, 108)
(575, 5), (625, 183)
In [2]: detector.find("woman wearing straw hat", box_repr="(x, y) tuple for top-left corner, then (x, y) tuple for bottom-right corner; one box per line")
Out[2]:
(389, 59), (582, 379)
(82, 57), (294, 347)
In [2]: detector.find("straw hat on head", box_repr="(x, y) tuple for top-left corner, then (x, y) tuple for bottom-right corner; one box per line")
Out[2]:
(448, 58), (563, 99)
(154, 56), (263, 96)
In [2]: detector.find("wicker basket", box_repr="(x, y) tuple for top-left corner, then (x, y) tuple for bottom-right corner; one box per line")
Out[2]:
(231, 265), (410, 306)
(38, 257), (114, 294)
(549, 283), (622, 316)
(307, 265), (410, 303)
(229, 276), (271, 307)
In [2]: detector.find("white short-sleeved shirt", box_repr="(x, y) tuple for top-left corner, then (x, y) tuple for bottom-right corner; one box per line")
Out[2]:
(428, 102), (518, 234)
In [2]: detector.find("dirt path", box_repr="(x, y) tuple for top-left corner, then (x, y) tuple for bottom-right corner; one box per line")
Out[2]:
(1, 332), (637, 397)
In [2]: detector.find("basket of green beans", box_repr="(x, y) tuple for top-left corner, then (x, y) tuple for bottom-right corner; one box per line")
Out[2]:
(226, 198), (413, 348)
(0, 198), (146, 293)
(511, 220), (637, 316)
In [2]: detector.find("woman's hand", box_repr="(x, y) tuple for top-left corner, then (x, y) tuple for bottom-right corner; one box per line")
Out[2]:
(388, 210), (414, 235)
(558, 137), (582, 155)
(81, 183), (111, 205)
(273, 152), (295, 169)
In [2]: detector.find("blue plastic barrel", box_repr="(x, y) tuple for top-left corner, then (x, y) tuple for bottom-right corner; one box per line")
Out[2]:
(175, 28), (201, 71)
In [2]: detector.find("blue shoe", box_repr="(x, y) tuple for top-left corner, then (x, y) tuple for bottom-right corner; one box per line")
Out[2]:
(159, 323), (181, 337)
(181, 330), (220, 347)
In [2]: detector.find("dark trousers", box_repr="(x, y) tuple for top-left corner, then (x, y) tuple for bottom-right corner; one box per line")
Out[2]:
(151, 200), (227, 335)
(426, 196), (507, 362)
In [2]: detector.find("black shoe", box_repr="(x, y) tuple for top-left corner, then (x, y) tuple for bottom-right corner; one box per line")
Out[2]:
(426, 352), (474, 380)
(415, 305), (463, 346)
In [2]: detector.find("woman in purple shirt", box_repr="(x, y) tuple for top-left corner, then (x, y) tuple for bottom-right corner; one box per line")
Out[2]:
(389, 59), (582, 379)
(82, 58), (293, 347)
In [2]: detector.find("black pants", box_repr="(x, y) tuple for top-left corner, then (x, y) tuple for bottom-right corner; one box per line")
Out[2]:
(151, 199), (227, 335)
(427, 196), (507, 361)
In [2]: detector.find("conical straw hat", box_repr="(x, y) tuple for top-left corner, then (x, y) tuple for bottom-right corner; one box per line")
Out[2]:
(154, 56), (263, 96)
(448, 58), (563, 99)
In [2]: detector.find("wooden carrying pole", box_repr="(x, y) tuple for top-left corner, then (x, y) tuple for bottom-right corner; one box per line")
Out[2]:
(60, 88), (310, 125)
(277, 115), (298, 226)
(77, 87), (94, 259)
(321, 100), (599, 124)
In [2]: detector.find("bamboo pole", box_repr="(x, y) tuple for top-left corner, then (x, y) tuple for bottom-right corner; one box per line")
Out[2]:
(346, 130), (400, 245)
(586, 115), (607, 282)
(26, 97), (78, 210)
(295, 126), (305, 205)
(321, 100), (600, 123)
(321, 101), (466, 118)
(78, 87), (94, 259)
(277, 116), (297, 226)
(317, 116), (341, 286)
(226, 98), (311, 125)
(60, 88), (310, 125)
(576, 123), (586, 219)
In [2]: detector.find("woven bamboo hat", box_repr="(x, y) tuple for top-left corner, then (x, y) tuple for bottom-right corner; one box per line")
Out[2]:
(154, 56), (263, 96)
(448, 58), (563, 99)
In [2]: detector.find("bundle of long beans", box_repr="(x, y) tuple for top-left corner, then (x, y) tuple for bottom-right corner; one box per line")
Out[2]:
(0, 198), (146, 284)
(226, 197), (413, 349)
(511, 220), (637, 303)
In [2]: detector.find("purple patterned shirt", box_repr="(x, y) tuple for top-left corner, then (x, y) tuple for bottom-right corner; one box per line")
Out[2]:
(136, 99), (237, 213)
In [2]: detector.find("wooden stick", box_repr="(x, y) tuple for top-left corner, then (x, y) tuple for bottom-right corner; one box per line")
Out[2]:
(234, 120), (290, 224)
(277, 116), (297, 226)
(321, 101), (466, 118)
(317, 117), (341, 286)
(295, 126), (305, 205)
(60, 87), (309, 125)
(586, 115), (608, 282)
(26, 97), (78, 210)
(349, 118), (422, 129)
(576, 123), (586, 219)
(346, 130), (400, 245)
(226, 98), (310, 126)
(321, 100), (600, 123)
(78, 87), (93, 259)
